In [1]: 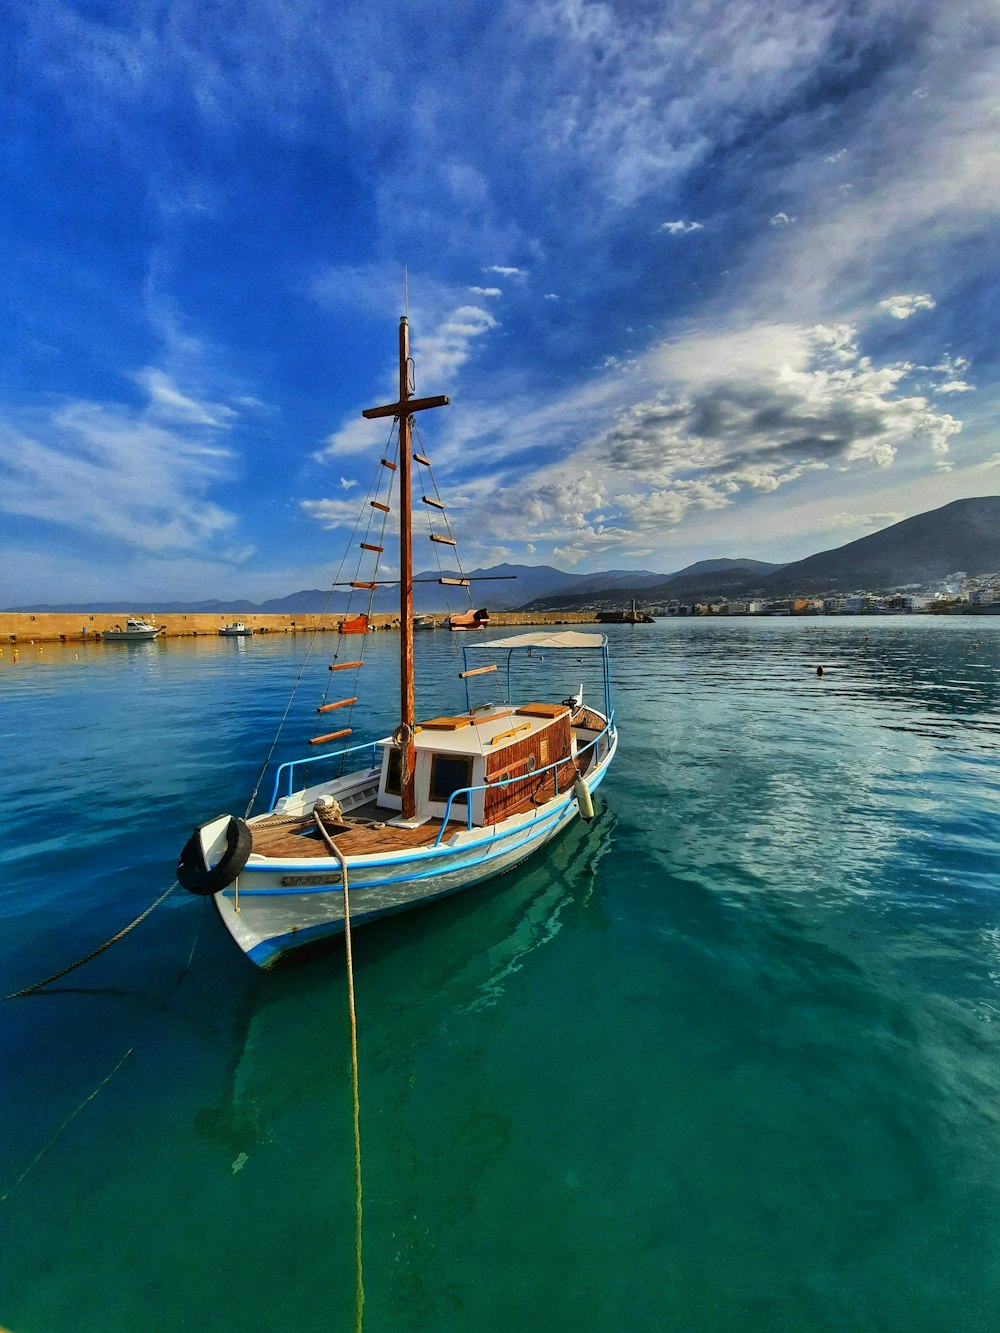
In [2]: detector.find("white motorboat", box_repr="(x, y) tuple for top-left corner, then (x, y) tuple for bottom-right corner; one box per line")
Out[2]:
(103, 618), (163, 642)
(219, 622), (254, 636)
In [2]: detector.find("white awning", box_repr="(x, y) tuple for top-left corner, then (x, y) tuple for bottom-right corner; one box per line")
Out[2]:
(474, 631), (607, 651)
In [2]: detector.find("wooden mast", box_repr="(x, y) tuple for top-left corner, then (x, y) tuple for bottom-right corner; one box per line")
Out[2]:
(362, 318), (449, 818)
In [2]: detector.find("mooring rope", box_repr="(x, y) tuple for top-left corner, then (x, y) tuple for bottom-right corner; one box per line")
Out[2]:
(1, 1045), (134, 1202)
(4, 884), (176, 1001)
(313, 814), (365, 1330)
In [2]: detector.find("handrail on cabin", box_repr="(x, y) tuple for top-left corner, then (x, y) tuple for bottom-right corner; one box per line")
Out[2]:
(432, 714), (615, 846)
(269, 739), (382, 811)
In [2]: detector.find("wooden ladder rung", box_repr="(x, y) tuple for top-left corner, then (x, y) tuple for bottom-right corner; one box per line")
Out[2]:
(351, 581), (377, 589)
(310, 728), (353, 746)
(317, 697), (358, 713)
(439, 577), (470, 586)
(422, 496), (445, 510)
(380, 458), (397, 471)
(330, 661), (363, 671)
(371, 501), (390, 513)
(430, 534), (457, 546)
(459, 664), (497, 678)
(413, 453), (431, 465)
(360, 542), (383, 553)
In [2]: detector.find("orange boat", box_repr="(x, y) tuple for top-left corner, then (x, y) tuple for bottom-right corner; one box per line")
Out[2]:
(339, 614), (369, 635)
(448, 607), (489, 631)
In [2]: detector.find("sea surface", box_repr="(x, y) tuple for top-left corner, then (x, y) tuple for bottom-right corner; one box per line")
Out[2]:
(2, 618), (1000, 1331)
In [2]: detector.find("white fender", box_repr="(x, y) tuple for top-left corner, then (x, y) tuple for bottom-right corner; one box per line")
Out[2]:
(574, 776), (595, 823)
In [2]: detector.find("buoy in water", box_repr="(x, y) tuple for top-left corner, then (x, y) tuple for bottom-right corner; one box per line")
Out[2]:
(574, 777), (595, 823)
(816, 665), (824, 677)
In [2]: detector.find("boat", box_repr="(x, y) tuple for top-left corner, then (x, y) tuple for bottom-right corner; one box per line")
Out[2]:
(413, 614), (437, 630)
(103, 618), (164, 642)
(176, 315), (618, 968)
(449, 607), (489, 630)
(219, 621), (254, 636)
(596, 600), (654, 625)
(339, 613), (369, 635)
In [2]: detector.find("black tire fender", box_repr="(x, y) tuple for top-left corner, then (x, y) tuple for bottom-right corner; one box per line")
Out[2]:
(177, 816), (253, 896)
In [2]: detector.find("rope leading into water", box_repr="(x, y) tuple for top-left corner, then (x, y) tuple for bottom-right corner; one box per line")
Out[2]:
(4, 884), (176, 1001)
(314, 814), (364, 1331)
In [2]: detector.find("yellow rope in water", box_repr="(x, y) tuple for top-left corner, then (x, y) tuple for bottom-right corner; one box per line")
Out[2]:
(315, 814), (364, 1330)
(342, 855), (365, 1333)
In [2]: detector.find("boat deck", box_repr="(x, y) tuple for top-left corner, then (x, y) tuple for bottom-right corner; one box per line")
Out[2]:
(248, 800), (456, 859)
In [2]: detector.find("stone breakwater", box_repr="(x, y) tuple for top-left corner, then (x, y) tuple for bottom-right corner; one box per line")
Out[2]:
(0, 610), (596, 644)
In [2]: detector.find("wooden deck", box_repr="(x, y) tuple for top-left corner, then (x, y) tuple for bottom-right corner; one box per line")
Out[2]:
(247, 799), (454, 859)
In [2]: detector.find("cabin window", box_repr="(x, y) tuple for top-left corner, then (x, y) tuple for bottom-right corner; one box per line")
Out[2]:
(384, 749), (402, 796)
(429, 754), (473, 803)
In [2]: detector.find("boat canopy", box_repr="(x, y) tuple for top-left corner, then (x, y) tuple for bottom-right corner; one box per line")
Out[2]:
(474, 631), (607, 651)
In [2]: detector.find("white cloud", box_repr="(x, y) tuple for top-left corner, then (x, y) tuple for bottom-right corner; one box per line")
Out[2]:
(311, 263), (503, 460)
(300, 496), (366, 528)
(451, 317), (965, 557)
(769, 212), (797, 227)
(878, 294), (936, 320)
(660, 220), (703, 235)
(824, 149), (848, 163)
(484, 265), (525, 278)
(544, 293), (560, 301)
(134, 367), (237, 427)
(0, 398), (241, 557)
(825, 510), (903, 530)
(339, 476), (358, 490)
(469, 286), (502, 297)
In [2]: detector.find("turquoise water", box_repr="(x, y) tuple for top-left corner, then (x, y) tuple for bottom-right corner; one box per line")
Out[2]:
(2, 619), (1000, 1331)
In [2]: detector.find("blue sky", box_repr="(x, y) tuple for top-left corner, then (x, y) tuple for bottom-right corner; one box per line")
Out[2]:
(4, 0), (999, 604)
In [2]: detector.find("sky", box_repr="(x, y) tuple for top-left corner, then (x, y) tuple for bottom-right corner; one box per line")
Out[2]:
(4, 0), (1000, 605)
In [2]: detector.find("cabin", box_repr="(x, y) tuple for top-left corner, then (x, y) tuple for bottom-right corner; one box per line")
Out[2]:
(375, 702), (578, 828)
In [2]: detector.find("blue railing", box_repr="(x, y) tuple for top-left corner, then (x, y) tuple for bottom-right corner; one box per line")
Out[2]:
(269, 739), (383, 812)
(432, 714), (615, 846)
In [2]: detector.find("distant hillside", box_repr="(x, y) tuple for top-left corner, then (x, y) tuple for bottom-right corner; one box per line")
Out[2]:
(11, 499), (997, 613)
(6, 563), (660, 615)
(519, 498), (1000, 610)
(520, 557), (784, 610)
(757, 497), (1000, 593)
(8, 598), (261, 614)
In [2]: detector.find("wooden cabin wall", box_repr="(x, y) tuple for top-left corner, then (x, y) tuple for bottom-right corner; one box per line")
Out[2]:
(483, 715), (575, 822)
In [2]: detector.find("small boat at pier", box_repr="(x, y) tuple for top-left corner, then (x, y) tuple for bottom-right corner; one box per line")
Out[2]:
(219, 622), (253, 637)
(339, 613), (369, 635)
(103, 618), (163, 642)
(449, 607), (489, 631)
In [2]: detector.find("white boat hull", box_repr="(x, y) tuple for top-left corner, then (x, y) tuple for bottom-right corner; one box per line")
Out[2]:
(215, 728), (617, 967)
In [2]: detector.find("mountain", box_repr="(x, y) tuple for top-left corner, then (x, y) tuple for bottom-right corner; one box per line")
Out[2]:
(518, 498), (1000, 610)
(756, 497), (1000, 593)
(10, 499), (998, 613)
(6, 564), (648, 614)
(6, 598), (261, 614)
(519, 557), (785, 610)
(668, 558), (783, 578)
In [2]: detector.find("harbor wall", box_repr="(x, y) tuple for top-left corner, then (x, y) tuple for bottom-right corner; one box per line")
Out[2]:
(0, 610), (597, 644)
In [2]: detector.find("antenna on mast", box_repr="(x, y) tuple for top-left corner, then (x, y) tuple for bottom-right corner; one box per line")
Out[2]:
(404, 263), (409, 318)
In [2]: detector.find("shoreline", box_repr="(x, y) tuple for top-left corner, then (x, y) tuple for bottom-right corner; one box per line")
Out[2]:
(0, 609), (597, 644)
